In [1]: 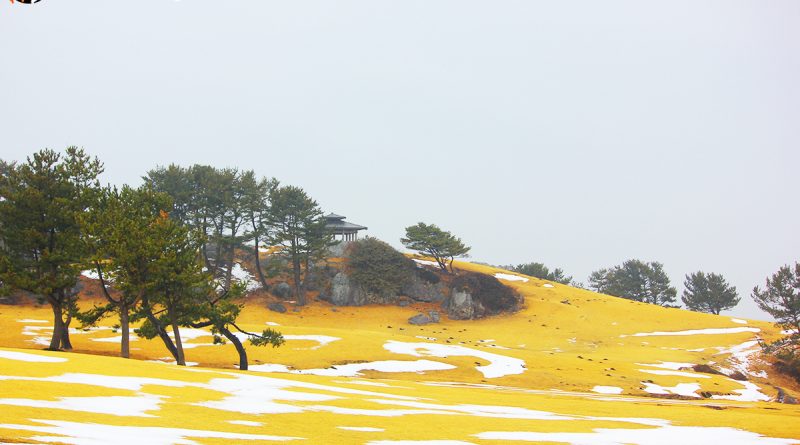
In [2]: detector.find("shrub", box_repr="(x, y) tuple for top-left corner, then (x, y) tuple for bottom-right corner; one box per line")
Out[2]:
(346, 237), (415, 297)
(451, 272), (520, 313)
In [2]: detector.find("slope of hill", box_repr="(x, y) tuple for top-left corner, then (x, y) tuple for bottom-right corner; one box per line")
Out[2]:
(0, 260), (798, 444)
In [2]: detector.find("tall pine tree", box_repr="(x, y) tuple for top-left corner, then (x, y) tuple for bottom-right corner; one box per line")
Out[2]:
(0, 148), (102, 351)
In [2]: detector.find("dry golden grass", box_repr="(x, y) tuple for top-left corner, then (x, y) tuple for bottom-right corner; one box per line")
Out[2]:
(0, 260), (798, 444)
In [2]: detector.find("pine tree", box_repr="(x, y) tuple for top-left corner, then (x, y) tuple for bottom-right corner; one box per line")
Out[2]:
(682, 271), (739, 315)
(401, 223), (470, 273)
(0, 148), (102, 350)
(265, 185), (334, 305)
(80, 185), (173, 358)
(511, 262), (574, 285)
(589, 259), (677, 307)
(752, 263), (800, 336)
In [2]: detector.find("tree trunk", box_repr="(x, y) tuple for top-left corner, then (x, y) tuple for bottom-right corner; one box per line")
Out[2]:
(224, 244), (234, 291)
(49, 300), (64, 351)
(142, 299), (179, 360)
(169, 310), (186, 366)
(120, 305), (130, 359)
(253, 233), (269, 288)
(292, 257), (305, 305)
(221, 326), (248, 370)
(60, 309), (73, 351)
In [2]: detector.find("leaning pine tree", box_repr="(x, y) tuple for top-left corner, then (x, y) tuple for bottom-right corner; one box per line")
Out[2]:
(401, 222), (470, 273)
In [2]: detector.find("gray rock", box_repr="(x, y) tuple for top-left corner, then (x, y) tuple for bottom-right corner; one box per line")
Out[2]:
(326, 272), (368, 306)
(401, 274), (445, 303)
(428, 310), (440, 323)
(327, 241), (350, 258)
(398, 299), (411, 307)
(408, 313), (433, 325)
(272, 282), (293, 299)
(268, 302), (287, 313)
(445, 290), (475, 320)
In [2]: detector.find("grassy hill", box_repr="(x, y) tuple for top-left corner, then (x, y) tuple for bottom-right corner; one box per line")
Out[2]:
(1, 260), (799, 444)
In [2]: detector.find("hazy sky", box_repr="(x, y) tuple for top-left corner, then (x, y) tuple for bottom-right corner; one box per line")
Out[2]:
(2, 1), (798, 320)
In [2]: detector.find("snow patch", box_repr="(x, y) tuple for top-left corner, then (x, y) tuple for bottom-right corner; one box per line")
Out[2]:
(0, 350), (67, 363)
(0, 373), (194, 391)
(80, 269), (101, 280)
(250, 360), (455, 377)
(0, 419), (303, 444)
(542, 283), (554, 288)
(731, 318), (748, 324)
(0, 395), (163, 417)
(494, 273), (528, 283)
(636, 362), (695, 370)
(715, 341), (767, 378)
(383, 341), (526, 379)
(638, 369), (710, 379)
(712, 379), (771, 402)
(230, 263), (261, 292)
(592, 386), (623, 394)
(147, 358), (199, 367)
(367, 399), (574, 420)
(624, 327), (760, 337)
(413, 259), (440, 267)
(265, 322), (280, 326)
(227, 420), (262, 427)
(368, 442), (476, 445)
(283, 335), (340, 350)
(641, 382), (701, 398)
(16, 319), (48, 323)
(338, 426), (385, 432)
(474, 426), (797, 445)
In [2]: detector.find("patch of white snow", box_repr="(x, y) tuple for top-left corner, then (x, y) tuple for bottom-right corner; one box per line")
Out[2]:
(592, 386), (623, 394)
(384, 341), (526, 379)
(474, 426), (797, 444)
(623, 327), (760, 337)
(494, 273), (528, 283)
(0, 419), (303, 444)
(0, 350), (67, 363)
(338, 426), (385, 432)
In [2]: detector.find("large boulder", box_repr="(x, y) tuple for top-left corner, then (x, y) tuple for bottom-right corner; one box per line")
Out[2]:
(271, 282), (292, 299)
(446, 272), (522, 320)
(408, 313), (434, 325)
(327, 241), (350, 258)
(268, 302), (287, 313)
(322, 272), (368, 306)
(445, 290), (475, 320)
(401, 273), (446, 303)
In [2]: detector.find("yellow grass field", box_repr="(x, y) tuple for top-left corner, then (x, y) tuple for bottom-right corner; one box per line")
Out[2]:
(1, 260), (799, 444)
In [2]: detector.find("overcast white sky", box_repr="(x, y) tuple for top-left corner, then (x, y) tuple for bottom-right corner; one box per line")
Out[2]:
(1, 1), (798, 320)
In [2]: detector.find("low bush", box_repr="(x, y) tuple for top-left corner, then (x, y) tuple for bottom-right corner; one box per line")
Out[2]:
(451, 272), (520, 313)
(346, 237), (415, 297)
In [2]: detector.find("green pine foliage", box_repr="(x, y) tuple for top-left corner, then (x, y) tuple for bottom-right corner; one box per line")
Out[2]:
(80, 185), (174, 358)
(752, 263), (800, 382)
(265, 185), (335, 305)
(589, 259), (678, 307)
(0, 147), (103, 351)
(682, 271), (739, 315)
(401, 222), (470, 273)
(511, 262), (574, 285)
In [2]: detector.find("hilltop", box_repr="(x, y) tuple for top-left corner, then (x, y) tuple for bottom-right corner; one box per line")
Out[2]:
(1, 259), (799, 444)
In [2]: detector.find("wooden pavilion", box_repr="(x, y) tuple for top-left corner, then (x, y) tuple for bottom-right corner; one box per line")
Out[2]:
(324, 213), (367, 241)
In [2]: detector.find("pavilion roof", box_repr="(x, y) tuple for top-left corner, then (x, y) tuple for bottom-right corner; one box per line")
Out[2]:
(326, 220), (368, 231)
